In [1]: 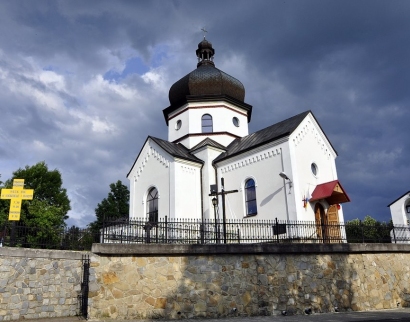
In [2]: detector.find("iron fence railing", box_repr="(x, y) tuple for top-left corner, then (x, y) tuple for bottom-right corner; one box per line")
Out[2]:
(101, 217), (409, 245)
(1, 217), (409, 249)
(0, 223), (95, 250)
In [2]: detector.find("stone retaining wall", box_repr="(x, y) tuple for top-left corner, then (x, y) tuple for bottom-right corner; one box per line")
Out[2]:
(1, 244), (410, 320)
(0, 247), (84, 321)
(89, 244), (410, 320)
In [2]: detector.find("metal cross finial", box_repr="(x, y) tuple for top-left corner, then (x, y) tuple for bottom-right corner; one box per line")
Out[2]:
(201, 27), (207, 39)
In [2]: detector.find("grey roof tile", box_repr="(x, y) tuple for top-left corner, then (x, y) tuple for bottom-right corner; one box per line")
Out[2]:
(149, 136), (203, 164)
(190, 137), (227, 152)
(214, 111), (311, 163)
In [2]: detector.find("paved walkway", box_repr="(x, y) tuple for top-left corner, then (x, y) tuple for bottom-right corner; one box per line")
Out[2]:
(25, 308), (410, 321)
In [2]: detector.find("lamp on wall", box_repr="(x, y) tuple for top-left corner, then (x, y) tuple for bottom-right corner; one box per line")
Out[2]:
(279, 171), (293, 189)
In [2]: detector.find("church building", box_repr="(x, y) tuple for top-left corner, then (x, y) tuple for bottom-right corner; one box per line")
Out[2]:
(127, 37), (350, 232)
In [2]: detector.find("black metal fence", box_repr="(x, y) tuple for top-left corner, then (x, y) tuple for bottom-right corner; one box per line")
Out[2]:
(101, 217), (410, 245)
(1, 217), (409, 249)
(0, 222), (95, 250)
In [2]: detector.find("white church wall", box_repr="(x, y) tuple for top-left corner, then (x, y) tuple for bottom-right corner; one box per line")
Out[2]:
(168, 101), (249, 148)
(289, 113), (339, 222)
(172, 160), (202, 220)
(168, 103), (190, 143)
(127, 140), (171, 219)
(390, 193), (410, 226)
(215, 141), (289, 222)
(191, 146), (225, 220)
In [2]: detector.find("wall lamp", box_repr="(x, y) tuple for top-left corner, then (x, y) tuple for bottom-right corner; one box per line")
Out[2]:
(279, 171), (293, 189)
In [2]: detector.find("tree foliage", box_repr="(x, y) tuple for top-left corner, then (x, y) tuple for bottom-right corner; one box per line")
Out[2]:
(345, 215), (393, 243)
(88, 180), (129, 233)
(0, 162), (71, 247)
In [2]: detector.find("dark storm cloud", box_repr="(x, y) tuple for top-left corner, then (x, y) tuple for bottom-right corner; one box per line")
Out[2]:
(0, 0), (408, 225)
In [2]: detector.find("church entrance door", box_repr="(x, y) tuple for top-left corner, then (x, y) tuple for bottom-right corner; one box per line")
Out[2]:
(315, 203), (327, 242)
(326, 204), (341, 242)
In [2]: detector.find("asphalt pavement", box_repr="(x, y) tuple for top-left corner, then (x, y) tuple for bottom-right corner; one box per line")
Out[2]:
(23, 308), (410, 321)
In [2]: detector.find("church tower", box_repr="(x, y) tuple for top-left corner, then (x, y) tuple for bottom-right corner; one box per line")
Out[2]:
(163, 37), (253, 149)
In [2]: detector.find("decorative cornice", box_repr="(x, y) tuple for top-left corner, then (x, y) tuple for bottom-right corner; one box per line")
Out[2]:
(292, 119), (332, 159)
(168, 104), (248, 122)
(219, 148), (281, 174)
(172, 132), (240, 144)
(180, 165), (197, 175)
(134, 143), (170, 182)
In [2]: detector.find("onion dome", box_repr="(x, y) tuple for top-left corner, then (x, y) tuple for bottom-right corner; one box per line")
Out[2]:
(168, 38), (245, 107)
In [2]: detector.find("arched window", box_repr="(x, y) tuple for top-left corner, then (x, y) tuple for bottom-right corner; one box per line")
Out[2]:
(245, 178), (257, 216)
(147, 187), (158, 223)
(201, 114), (213, 133)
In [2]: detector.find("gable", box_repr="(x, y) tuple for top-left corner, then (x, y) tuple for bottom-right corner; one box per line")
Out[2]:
(214, 110), (311, 163)
(388, 191), (410, 207)
(290, 112), (337, 159)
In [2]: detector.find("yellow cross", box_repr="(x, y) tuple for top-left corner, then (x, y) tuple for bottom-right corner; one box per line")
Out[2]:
(0, 179), (34, 221)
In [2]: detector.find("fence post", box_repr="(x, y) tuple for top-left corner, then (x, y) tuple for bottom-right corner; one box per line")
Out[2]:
(391, 225), (397, 244)
(165, 216), (168, 243)
(275, 218), (279, 243)
(200, 223), (204, 244)
(144, 223), (151, 244)
(155, 224), (159, 243)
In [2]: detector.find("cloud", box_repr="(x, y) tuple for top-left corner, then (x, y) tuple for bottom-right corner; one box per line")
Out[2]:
(0, 1), (409, 226)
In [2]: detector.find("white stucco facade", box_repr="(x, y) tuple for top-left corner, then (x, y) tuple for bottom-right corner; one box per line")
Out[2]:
(168, 100), (250, 149)
(388, 192), (410, 242)
(127, 38), (350, 238)
(389, 192), (410, 226)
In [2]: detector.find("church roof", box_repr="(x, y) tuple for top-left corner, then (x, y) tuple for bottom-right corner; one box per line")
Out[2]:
(190, 137), (227, 153)
(127, 136), (203, 177)
(214, 110), (332, 163)
(387, 191), (410, 207)
(163, 38), (252, 124)
(149, 136), (203, 164)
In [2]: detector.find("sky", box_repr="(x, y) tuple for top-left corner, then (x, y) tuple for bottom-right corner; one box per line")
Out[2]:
(0, 1), (409, 227)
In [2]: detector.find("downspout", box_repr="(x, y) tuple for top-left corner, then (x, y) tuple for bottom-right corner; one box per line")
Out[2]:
(200, 162), (204, 224)
(280, 147), (290, 222)
(169, 160), (171, 219)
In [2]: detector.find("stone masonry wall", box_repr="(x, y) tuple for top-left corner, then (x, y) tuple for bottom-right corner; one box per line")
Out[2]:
(0, 247), (84, 321)
(89, 244), (410, 320)
(1, 244), (410, 320)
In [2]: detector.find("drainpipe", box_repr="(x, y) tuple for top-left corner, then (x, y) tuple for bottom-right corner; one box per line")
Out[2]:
(200, 162), (204, 224)
(280, 148), (290, 222)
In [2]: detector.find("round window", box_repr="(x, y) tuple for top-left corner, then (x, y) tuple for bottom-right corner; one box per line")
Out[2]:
(175, 120), (182, 130)
(311, 163), (318, 176)
(233, 117), (240, 127)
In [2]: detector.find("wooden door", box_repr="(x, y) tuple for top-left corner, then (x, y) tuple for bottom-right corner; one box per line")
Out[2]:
(314, 203), (326, 242)
(326, 204), (341, 243)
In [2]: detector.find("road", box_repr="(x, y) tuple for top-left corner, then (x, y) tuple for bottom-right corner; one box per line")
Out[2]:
(25, 308), (410, 321)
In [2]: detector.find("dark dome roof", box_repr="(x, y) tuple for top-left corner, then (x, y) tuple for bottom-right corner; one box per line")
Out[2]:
(168, 39), (245, 106)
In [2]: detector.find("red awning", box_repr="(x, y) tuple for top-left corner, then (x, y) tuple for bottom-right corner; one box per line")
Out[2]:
(310, 180), (350, 204)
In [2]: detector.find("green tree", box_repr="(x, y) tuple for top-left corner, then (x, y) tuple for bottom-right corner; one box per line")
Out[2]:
(61, 225), (94, 250)
(345, 215), (393, 243)
(1, 161), (71, 247)
(88, 180), (129, 234)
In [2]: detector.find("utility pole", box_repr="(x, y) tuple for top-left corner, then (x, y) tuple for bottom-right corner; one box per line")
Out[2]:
(209, 177), (238, 244)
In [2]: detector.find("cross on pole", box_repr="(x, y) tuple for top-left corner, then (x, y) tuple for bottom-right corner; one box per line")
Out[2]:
(201, 27), (208, 39)
(0, 179), (34, 221)
(209, 177), (238, 244)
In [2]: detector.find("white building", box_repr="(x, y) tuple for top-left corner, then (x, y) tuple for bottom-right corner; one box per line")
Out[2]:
(127, 38), (350, 241)
(388, 191), (410, 242)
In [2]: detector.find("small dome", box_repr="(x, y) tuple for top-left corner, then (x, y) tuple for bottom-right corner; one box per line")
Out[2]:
(168, 38), (245, 107)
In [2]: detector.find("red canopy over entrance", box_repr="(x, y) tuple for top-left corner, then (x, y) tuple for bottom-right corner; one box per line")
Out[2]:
(310, 180), (350, 205)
